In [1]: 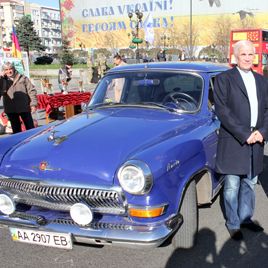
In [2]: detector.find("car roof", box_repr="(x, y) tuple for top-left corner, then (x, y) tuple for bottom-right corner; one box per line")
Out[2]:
(108, 61), (229, 74)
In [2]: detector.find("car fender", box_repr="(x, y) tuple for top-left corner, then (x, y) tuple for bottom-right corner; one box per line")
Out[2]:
(171, 145), (208, 214)
(119, 138), (207, 221)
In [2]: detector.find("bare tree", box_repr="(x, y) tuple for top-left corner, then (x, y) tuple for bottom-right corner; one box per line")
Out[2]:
(151, 29), (163, 48)
(239, 15), (259, 29)
(211, 15), (233, 61)
(178, 22), (200, 59)
(102, 32), (120, 50)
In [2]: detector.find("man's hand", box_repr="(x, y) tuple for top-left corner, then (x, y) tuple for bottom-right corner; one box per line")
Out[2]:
(247, 130), (264, 144)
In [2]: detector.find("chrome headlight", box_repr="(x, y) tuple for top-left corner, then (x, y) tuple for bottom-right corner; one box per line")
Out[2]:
(0, 194), (15, 215)
(118, 160), (153, 195)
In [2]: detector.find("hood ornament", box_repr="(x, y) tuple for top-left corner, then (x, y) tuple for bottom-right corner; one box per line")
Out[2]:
(47, 130), (67, 145)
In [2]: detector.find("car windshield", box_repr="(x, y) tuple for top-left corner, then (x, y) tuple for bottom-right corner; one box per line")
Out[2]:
(89, 71), (203, 113)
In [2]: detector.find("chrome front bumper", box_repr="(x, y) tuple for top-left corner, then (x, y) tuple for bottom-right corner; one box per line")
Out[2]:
(0, 213), (183, 248)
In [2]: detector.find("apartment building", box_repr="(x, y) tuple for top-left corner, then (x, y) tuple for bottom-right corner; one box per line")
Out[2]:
(26, 2), (61, 54)
(0, 0), (24, 47)
(0, 0), (61, 54)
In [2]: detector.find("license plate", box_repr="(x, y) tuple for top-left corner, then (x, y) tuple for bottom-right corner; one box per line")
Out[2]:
(9, 228), (73, 249)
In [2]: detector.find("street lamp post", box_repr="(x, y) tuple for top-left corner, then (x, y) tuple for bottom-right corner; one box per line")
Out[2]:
(161, 34), (170, 51)
(128, 10), (143, 62)
(190, 0), (193, 60)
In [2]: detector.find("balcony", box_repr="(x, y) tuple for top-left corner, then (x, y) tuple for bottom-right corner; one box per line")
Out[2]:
(50, 16), (60, 22)
(41, 15), (50, 20)
(50, 24), (61, 30)
(42, 24), (50, 29)
(52, 35), (61, 39)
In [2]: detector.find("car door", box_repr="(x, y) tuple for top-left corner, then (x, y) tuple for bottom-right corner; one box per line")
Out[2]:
(202, 75), (222, 187)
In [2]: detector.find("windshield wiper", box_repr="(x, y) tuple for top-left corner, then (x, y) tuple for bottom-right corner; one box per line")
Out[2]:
(88, 101), (180, 113)
(137, 102), (179, 112)
(88, 102), (126, 110)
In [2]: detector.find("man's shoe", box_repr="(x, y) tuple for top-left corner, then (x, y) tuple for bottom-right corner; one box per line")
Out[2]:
(241, 221), (264, 232)
(228, 229), (243, 241)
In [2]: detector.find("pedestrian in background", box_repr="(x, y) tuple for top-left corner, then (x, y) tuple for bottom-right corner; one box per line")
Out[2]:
(58, 63), (72, 94)
(109, 54), (127, 102)
(113, 54), (127, 67)
(0, 61), (37, 134)
(157, 49), (166, 61)
(214, 40), (268, 240)
(180, 49), (186, 61)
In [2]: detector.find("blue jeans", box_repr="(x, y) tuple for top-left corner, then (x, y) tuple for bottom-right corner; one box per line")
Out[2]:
(223, 174), (258, 230)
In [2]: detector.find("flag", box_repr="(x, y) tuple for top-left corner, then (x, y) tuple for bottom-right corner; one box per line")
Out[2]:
(11, 26), (22, 59)
(144, 13), (154, 45)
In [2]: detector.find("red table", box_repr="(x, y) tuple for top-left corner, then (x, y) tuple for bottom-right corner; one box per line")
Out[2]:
(37, 92), (92, 122)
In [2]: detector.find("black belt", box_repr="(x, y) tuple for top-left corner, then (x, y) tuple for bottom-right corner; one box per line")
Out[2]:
(250, 127), (257, 132)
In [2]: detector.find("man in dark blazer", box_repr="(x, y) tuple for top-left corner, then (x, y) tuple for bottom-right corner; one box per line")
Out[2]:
(214, 40), (268, 240)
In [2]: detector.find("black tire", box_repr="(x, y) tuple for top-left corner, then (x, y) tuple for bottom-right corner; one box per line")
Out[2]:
(172, 179), (198, 249)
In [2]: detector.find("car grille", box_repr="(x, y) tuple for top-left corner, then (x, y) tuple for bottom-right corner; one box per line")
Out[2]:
(9, 212), (131, 230)
(0, 178), (126, 215)
(53, 218), (132, 230)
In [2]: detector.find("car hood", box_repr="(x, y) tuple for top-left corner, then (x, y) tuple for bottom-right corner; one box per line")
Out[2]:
(0, 108), (198, 187)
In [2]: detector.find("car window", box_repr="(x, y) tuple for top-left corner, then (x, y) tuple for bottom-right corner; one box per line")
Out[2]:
(163, 74), (203, 104)
(208, 77), (215, 109)
(105, 77), (126, 102)
(89, 72), (203, 112)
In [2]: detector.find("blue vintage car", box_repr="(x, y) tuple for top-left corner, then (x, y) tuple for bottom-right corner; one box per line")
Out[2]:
(0, 62), (228, 250)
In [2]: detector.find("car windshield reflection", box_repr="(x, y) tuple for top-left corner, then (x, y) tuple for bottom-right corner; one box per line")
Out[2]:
(89, 71), (203, 113)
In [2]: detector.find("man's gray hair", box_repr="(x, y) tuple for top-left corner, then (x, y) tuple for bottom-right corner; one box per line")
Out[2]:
(233, 40), (255, 59)
(2, 61), (15, 71)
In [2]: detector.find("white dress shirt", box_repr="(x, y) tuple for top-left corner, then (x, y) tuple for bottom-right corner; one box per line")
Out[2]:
(237, 67), (258, 127)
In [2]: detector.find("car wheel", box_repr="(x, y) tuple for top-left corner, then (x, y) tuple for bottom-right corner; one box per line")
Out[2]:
(172, 179), (198, 249)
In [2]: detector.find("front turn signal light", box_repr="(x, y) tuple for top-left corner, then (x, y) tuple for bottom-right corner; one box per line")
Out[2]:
(129, 206), (166, 218)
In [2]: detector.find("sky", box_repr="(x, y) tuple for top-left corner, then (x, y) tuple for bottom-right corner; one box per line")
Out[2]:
(27, 0), (59, 9)
(25, 0), (268, 14)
